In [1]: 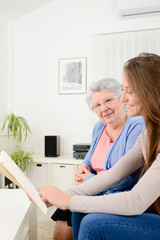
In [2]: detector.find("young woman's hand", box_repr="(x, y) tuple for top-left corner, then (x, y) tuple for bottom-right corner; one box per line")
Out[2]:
(37, 186), (71, 210)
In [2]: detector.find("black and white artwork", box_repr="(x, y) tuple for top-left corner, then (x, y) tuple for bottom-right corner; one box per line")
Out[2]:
(59, 57), (87, 94)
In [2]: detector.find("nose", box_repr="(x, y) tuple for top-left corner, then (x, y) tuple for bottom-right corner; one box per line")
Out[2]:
(120, 90), (127, 103)
(101, 103), (108, 112)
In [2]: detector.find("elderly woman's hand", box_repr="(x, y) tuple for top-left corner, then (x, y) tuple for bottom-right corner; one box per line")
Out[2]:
(75, 163), (91, 184)
(37, 186), (71, 210)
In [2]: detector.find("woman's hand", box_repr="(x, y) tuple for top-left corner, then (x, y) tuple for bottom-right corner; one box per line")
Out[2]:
(37, 186), (71, 210)
(75, 163), (91, 184)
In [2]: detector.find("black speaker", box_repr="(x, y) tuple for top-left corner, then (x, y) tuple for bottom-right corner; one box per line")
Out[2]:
(45, 136), (60, 157)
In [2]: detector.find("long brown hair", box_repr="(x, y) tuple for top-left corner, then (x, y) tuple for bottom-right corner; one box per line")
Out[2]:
(124, 52), (160, 213)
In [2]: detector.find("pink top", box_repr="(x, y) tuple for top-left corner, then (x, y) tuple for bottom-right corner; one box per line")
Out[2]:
(91, 129), (113, 174)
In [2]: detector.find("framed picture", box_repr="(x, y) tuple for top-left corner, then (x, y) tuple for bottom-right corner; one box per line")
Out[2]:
(58, 57), (87, 94)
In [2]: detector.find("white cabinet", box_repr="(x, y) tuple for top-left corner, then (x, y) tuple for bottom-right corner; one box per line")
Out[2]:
(28, 163), (49, 187)
(51, 164), (74, 190)
(28, 155), (82, 190)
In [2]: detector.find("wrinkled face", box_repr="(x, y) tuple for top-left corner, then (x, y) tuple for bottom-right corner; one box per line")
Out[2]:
(121, 71), (143, 117)
(92, 90), (124, 125)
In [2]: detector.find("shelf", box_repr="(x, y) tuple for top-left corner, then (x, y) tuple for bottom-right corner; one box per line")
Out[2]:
(32, 154), (83, 165)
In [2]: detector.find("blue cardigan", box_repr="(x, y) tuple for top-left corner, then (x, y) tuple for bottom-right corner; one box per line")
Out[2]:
(83, 116), (145, 194)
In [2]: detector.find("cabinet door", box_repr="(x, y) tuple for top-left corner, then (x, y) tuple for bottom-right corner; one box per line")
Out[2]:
(28, 163), (49, 187)
(51, 164), (74, 190)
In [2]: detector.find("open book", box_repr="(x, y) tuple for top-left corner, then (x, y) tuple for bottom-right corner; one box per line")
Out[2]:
(0, 150), (48, 215)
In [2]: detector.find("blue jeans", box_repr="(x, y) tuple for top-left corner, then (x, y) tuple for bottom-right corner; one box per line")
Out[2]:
(72, 212), (160, 240)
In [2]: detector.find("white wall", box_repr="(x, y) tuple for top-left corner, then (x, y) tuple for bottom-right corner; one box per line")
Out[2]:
(0, 15), (8, 120)
(9, 0), (160, 155)
(0, 0), (56, 123)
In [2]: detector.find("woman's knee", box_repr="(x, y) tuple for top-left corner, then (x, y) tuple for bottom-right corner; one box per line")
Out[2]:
(78, 213), (103, 240)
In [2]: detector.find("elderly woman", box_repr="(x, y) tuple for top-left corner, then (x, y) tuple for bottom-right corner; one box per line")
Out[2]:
(51, 78), (145, 240)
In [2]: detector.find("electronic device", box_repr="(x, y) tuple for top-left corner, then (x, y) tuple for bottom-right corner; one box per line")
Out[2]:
(73, 151), (88, 159)
(73, 143), (90, 159)
(45, 135), (60, 157)
(73, 143), (90, 152)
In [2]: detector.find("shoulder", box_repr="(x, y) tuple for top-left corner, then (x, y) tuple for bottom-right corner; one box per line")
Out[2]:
(94, 121), (105, 129)
(123, 116), (145, 137)
(139, 128), (147, 142)
(127, 116), (145, 125)
(133, 127), (147, 155)
(92, 121), (105, 134)
(125, 116), (145, 129)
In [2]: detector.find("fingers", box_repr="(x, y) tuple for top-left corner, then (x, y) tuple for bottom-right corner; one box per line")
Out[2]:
(77, 163), (90, 174)
(74, 165), (91, 184)
(77, 166), (84, 174)
(81, 165), (91, 174)
(75, 172), (82, 182)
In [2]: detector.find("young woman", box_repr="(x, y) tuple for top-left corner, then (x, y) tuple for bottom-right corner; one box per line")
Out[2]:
(35, 52), (160, 240)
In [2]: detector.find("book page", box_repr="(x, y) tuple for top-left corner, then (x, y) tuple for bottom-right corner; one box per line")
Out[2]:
(0, 151), (48, 215)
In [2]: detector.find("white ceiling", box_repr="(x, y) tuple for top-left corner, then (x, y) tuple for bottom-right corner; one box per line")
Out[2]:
(0, 0), (55, 18)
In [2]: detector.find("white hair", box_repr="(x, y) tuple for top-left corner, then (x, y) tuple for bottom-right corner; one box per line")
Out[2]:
(86, 78), (122, 111)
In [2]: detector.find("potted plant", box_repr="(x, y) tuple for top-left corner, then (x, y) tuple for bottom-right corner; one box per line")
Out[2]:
(1, 112), (32, 143)
(1, 112), (34, 172)
(10, 148), (33, 172)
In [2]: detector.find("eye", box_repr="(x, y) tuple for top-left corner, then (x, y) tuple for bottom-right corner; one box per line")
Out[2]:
(94, 103), (101, 109)
(122, 88), (133, 94)
(126, 90), (133, 94)
(104, 99), (112, 104)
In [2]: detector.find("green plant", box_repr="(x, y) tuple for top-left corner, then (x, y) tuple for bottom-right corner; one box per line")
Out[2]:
(1, 112), (32, 143)
(1, 112), (33, 171)
(11, 148), (34, 172)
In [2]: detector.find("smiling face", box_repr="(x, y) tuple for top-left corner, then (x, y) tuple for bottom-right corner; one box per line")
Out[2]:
(92, 90), (125, 125)
(121, 71), (144, 117)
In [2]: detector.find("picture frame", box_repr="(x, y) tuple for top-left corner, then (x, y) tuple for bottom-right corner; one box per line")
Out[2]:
(58, 57), (87, 94)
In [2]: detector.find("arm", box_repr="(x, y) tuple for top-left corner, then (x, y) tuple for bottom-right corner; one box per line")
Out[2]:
(36, 137), (144, 212)
(69, 152), (160, 215)
(66, 137), (144, 197)
(37, 131), (152, 215)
